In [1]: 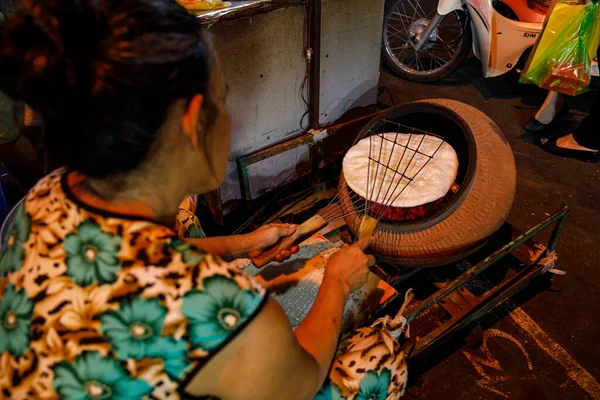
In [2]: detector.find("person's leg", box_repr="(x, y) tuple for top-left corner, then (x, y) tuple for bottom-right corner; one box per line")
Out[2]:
(553, 92), (600, 152)
(524, 91), (567, 132)
(540, 92), (600, 162)
(571, 92), (600, 150)
(528, 0), (567, 125)
(535, 91), (565, 124)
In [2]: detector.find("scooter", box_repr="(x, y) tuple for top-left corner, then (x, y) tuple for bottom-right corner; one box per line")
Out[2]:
(382, 0), (596, 82)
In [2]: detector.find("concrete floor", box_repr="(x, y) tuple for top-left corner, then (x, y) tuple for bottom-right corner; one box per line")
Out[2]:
(379, 58), (600, 399)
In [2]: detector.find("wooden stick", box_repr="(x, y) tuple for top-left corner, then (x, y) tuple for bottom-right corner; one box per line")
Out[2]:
(357, 215), (381, 296)
(251, 215), (328, 268)
(357, 215), (378, 239)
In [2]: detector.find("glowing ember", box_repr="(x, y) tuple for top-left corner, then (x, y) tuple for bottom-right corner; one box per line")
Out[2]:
(366, 183), (459, 222)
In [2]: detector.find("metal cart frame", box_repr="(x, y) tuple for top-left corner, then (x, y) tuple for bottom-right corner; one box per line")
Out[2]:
(384, 205), (571, 361)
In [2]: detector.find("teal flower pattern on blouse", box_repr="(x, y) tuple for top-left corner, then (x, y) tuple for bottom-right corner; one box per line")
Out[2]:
(99, 297), (189, 380)
(64, 221), (122, 286)
(53, 351), (152, 400)
(170, 239), (206, 265)
(314, 381), (344, 400)
(185, 224), (206, 239)
(100, 297), (166, 360)
(0, 203), (31, 277)
(153, 337), (190, 380)
(0, 283), (33, 357)
(182, 275), (263, 351)
(355, 368), (391, 400)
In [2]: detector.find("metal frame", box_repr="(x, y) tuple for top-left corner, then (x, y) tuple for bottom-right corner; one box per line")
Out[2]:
(236, 110), (388, 203)
(392, 205), (570, 360)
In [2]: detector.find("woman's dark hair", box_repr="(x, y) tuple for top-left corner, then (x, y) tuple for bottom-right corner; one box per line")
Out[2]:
(0, 0), (211, 177)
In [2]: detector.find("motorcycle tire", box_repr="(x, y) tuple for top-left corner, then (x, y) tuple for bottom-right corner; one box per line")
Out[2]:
(382, 3), (472, 83)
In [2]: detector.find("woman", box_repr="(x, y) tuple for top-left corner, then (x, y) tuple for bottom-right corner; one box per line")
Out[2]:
(0, 0), (407, 399)
(522, 0), (569, 136)
(523, 0), (599, 162)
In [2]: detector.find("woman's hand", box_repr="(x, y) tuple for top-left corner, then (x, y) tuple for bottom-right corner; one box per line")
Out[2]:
(246, 223), (300, 263)
(187, 223), (299, 262)
(325, 236), (376, 294)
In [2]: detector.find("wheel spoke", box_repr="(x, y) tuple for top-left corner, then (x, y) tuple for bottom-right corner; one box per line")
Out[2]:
(436, 36), (456, 59)
(391, 44), (411, 57)
(387, 26), (409, 43)
(415, 51), (425, 71)
(428, 47), (449, 62)
(440, 42), (456, 57)
(387, 23), (407, 37)
(393, 46), (411, 59)
(404, 54), (418, 69)
(431, 40), (459, 51)
(391, 43), (411, 51)
(400, 1), (416, 23)
(421, 48), (450, 69)
(430, 53), (449, 67)
(390, 13), (417, 22)
(406, 0), (425, 19)
(410, 57), (419, 70)
(415, 0), (431, 20)
(390, 8), (410, 32)
(385, 1), (467, 75)
(391, 8), (418, 23)
(389, 15), (417, 28)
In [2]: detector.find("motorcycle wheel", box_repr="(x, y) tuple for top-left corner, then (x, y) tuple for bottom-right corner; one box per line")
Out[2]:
(382, 0), (472, 83)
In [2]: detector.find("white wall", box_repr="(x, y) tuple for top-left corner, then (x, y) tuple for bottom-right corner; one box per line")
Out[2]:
(210, 6), (306, 202)
(210, 0), (385, 205)
(319, 0), (385, 125)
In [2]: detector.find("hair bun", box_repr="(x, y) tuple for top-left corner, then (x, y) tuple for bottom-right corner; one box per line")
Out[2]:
(0, 13), (65, 110)
(1, 0), (212, 178)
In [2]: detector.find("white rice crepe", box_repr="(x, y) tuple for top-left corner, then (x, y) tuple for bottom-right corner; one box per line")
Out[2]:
(342, 133), (459, 208)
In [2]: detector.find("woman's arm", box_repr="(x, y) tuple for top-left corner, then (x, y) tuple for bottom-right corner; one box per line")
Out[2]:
(294, 238), (374, 379)
(183, 238), (373, 399)
(187, 223), (298, 261)
(186, 234), (255, 260)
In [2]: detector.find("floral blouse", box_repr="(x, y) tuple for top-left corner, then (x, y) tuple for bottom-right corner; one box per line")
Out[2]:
(0, 170), (266, 400)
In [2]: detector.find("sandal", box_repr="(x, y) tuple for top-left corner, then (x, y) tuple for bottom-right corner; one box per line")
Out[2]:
(539, 137), (600, 163)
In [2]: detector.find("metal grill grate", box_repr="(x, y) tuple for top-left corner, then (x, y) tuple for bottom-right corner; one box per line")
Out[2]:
(319, 117), (447, 224)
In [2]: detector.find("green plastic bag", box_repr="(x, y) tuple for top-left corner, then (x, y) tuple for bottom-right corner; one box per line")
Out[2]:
(520, 0), (600, 96)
